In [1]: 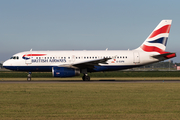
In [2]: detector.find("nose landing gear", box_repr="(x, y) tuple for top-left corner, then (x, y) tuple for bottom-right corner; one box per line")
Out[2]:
(27, 72), (32, 81)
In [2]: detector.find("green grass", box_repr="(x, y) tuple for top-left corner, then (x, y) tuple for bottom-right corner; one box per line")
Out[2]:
(0, 71), (180, 78)
(0, 83), (180, 119)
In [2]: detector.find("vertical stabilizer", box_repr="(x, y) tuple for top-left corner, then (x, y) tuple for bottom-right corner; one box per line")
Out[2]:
(136, 20), (172, 54)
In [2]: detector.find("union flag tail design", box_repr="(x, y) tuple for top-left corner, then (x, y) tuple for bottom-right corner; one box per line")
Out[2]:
(137, 20), (172, 54)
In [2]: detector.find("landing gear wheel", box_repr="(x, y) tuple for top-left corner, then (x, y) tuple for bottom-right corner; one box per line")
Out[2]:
(27, 77), (31, 81)
(85, 76), (90, 81)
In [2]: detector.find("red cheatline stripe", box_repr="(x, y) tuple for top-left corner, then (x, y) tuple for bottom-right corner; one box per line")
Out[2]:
(149, 25), (171, 38)
(24, 54), (46, 56)
(140, 45), (168, 54)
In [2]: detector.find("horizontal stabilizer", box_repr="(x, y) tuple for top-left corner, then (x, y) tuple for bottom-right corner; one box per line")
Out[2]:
(151, 52), (176, 60)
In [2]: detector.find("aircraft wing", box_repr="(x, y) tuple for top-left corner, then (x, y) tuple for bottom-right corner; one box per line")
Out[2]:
(151, 52), (176, 60)
(59, 57), (112, 69)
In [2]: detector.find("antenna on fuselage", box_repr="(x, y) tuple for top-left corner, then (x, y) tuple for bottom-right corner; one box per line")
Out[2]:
(30, 49), (32, 51)
(106, 48), (108, 51)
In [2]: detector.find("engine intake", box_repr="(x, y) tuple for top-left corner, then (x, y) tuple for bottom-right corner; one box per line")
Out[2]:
(52, 67), (80, 77)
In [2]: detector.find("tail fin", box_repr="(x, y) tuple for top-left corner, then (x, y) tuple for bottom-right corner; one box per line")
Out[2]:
(136, 20), (172, 54)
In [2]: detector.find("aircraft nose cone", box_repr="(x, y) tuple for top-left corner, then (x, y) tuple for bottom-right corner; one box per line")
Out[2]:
(3, 61), (7, 67)
(3, 60), (10, 68)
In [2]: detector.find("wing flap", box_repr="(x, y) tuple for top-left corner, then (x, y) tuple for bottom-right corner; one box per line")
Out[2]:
(73, 58), (111, 69)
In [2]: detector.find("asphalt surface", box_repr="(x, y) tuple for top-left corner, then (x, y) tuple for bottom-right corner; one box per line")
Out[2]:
(1, 80), (180, 83)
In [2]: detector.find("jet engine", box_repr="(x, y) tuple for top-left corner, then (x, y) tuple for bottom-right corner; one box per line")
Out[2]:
(52, 67), (80, 77)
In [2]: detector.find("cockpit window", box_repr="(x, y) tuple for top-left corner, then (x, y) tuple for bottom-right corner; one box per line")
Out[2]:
(10, 56), (19, 60)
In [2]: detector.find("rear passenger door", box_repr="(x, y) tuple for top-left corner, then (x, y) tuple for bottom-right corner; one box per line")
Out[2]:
(133, 52), (140, 63)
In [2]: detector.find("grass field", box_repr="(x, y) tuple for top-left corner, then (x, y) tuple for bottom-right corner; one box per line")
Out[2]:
(0, 83), (180, 120)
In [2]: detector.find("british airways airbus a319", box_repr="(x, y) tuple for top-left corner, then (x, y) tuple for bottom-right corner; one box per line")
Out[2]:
(3, 20), (176, 81)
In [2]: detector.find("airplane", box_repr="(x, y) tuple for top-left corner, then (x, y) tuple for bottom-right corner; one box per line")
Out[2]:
(3, 20), (176, 81)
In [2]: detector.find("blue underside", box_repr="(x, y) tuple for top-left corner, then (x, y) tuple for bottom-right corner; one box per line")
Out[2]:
(4, 65), (141, 72)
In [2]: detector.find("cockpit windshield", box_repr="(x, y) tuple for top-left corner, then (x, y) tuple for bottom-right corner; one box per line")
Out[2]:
(10, 56), (19, 60)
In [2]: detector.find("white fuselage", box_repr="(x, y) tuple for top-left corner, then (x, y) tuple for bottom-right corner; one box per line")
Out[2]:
(3, 50), (159, 72)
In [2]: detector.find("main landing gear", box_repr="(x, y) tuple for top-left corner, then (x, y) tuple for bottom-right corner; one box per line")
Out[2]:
(27, 72), (32, 81)
(82, 74), (90, 81)
(81, 69), (90, 81)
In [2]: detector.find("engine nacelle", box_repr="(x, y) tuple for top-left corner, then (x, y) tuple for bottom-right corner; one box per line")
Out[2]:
(52, 67), (80, 77)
